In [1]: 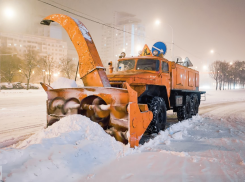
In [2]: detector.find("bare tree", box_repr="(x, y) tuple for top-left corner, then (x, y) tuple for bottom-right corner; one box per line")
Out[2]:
(210, 60), (245, 90)
(240, 61), (245, 89)
(218, 61), (229, 90)
(0, 46), (20, 83)
(232, 60), (243, 89)
(19, 47), (39, 90)
(209, 61), (221, 90)
(40, 54), (56, 85)
(59, 57), (76, 79)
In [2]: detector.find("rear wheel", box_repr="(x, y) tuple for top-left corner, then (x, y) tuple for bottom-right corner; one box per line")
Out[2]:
(146, 97), (167, 134)
(177, 95), (191, 121)
(191, 94), (199, 116)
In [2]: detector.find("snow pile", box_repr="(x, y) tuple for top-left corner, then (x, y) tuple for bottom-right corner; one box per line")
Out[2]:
(0, 115), (128, 182)
(139, 115), (203, 150)
(51, 77), (77, 89)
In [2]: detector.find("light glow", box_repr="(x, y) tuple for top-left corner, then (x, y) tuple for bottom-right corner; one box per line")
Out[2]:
(3, 7), (15, 18)
(136, 45), (141, 51)
(155, 19), (160, 25)
(200, 85), (211, 89)
(210, 50), (214, 54)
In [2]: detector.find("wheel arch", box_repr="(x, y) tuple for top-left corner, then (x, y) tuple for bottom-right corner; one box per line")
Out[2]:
(138, 85), (170, 110)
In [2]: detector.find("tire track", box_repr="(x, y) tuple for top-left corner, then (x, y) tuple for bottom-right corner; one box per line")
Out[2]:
(0, 123), (44, 134)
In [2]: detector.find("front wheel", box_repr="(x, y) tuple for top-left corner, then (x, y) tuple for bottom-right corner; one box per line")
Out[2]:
(146, 97), (167, 134)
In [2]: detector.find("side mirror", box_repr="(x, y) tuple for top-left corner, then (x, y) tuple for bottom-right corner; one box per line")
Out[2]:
(108, 61), (113, 73)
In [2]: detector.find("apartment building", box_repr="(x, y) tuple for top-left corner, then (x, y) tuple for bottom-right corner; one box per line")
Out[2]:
(101, 12), (145, 67)
(0, 32), (67, 62)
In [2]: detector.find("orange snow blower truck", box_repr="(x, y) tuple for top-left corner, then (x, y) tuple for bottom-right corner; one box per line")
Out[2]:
(40, 14), (205, 148)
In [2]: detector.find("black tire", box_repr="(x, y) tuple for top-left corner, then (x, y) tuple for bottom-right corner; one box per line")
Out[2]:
(177, 95), (191, 121)
(146, 97), (167, 134)
(190, 94), (199, 115)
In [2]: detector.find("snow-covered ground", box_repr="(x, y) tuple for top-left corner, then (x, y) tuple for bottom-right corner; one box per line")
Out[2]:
(0, 88), (245, 181)
(0, 89), (47, 148)
(201, 89), (245, 106)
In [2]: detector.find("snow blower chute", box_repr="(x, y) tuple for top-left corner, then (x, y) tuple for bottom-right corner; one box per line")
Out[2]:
(40, 14), (153, 148)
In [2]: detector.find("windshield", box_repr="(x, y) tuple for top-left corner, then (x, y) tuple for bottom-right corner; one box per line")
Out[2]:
(136, 59), (160, 71)
(118, 59), (135, 71)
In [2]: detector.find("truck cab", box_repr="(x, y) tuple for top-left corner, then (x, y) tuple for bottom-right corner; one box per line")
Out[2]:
(107, 48), (205, 130)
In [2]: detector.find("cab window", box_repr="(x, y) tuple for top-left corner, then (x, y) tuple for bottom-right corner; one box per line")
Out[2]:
(162, 61), (169, 73)
(136, 59), (159, 71)
(118, 59), (135, 71)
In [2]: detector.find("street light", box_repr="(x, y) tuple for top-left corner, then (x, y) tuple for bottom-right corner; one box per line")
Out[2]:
(155, 19), (160, 26)
(3, 7), (15, 18)
(210, 49), (222, 59)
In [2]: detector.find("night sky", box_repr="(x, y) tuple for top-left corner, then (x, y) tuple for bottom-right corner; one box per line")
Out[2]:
(1, 0), (245, 86)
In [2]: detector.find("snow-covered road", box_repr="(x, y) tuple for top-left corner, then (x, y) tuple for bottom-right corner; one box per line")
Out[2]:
(0, 90), (46, 148)
(85, 90), (245, 181)
(0, 89), (245, 181)
(86, 116), (245, 181)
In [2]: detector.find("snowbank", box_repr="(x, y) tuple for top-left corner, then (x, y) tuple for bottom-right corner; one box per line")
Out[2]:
(138, 115), (203, 150)
(51, 77), (77, 89)
(0, 115), (128, 182)
(0, 114), (203, 181)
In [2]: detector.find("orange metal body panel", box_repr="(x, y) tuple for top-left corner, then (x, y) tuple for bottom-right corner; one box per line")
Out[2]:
(195, 73), (199, 87)
(40, 14), (201, 148)
(108, 56), (172, 98)
(171, 63), (199, 90)
(108, 56), (199, 107)
(126, 83), (153, 147)
(40, 14), (153, 148)
(42, 14), (110, 87)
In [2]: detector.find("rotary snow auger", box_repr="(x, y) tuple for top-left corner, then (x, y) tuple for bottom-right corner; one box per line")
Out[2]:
(40, 14), (153, 148)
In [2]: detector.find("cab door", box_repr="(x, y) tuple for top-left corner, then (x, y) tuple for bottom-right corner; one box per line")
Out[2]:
(161, 61), (171, 97)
